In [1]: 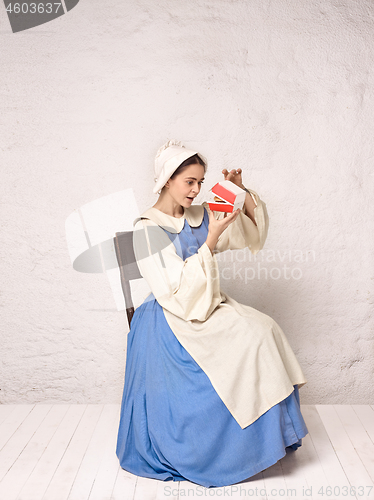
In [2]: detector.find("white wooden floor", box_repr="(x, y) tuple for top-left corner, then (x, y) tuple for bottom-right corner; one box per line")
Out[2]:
(0, 405), (373, 500)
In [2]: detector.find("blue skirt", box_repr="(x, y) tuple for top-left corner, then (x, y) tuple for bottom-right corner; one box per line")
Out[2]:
(116, 297), (308, 488)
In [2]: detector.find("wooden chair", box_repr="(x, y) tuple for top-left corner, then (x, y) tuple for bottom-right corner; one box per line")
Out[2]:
(114, 224), (175, 326)
(113, 231), (142, 327)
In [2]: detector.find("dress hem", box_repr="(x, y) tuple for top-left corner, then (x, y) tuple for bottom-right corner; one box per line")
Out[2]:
(118, 427), (308, 489)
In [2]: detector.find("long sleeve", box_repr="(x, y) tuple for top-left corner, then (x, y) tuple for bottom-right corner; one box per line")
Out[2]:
(202, 188), (269, 255)
(133, 219), (222, 321)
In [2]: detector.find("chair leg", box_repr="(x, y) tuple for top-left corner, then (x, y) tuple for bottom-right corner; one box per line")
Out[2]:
(126, 307), (135, 327)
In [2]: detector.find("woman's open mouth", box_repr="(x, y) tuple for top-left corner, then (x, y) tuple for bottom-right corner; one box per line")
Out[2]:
(186, 197), (194, 201)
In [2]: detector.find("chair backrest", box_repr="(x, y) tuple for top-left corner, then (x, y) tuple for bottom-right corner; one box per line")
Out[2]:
(113, 231), (142, 327)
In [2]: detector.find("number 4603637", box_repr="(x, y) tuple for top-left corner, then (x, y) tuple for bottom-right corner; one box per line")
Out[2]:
(6, 3), (62, 14)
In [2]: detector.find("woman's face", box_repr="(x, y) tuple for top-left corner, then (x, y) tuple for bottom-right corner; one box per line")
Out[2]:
(166, 163), (205, 207)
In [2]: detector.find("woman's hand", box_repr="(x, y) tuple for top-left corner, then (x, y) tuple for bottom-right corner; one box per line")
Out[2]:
(205, 209), (241, 255)
(221, 168), (245, 189)
(208, 209), (240, 238)
(222, 167), (257, 226)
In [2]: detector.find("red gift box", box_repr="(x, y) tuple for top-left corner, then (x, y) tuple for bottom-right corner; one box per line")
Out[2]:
(206, 180), (246, 213)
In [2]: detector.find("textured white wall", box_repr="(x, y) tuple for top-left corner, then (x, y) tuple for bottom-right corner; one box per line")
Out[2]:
(1, 0), (373, 405)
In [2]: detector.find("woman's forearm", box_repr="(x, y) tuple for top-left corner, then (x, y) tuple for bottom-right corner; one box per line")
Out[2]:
(205, 208), (241, 255)
(241, 189), (257, 226)
(205, 232), (219, 255)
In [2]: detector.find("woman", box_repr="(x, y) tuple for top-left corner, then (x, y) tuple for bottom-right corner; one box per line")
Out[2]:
(116, 140), (308, 488)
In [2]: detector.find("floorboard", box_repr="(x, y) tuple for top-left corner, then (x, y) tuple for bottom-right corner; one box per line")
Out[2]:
(17, 405), (87, 500)
(0, 404), (372, 499)
(0, 405), (69, 500)
(66, 404), (119, 500)
(317, 405), (374, 499)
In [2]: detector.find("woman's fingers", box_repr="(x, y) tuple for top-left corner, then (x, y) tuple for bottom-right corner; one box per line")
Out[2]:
(221, 168), (243, 186)
(221, 209), (240, 226)
(225, 208), (239, 217)
(208, 208), (241, 240)
(209, 208), (240, 228)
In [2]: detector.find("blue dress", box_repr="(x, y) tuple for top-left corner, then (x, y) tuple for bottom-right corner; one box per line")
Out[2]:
(116, 208), (308, 488)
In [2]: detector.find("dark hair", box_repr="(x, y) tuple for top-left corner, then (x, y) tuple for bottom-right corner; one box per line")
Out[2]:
(169, 154), (207, 180)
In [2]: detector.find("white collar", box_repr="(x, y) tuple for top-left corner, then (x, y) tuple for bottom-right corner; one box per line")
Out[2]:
(133, 204), (206, 233)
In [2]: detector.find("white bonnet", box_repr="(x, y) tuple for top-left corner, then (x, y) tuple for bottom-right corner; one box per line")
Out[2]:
(153, 140), (206, 194)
